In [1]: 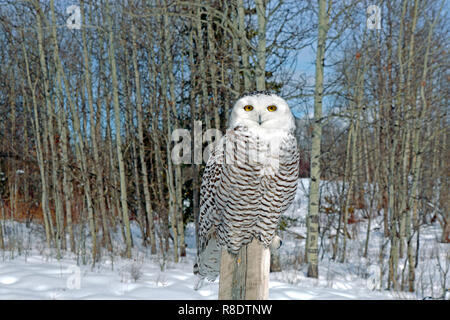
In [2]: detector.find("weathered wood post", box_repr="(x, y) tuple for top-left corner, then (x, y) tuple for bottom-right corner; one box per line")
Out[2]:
(218, 238), (270, 299)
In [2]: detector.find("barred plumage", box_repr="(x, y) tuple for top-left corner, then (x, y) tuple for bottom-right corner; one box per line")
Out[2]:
(195, 93), (299, 281)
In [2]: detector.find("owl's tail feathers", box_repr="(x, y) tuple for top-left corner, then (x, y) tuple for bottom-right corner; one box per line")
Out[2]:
(193, 237), (221, 283)
(192, 262), (203, 291)
(193, 275), (204, 291)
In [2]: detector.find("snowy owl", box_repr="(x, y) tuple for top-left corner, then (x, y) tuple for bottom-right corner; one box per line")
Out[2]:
(194, 91), (299, 281)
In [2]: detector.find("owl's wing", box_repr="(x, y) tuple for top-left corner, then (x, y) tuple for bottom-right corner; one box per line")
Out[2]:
(194, 136), (226, 280)
(276, 132), (300, 212)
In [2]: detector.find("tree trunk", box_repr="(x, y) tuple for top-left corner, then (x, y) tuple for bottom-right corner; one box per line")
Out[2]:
(34, 1), (55, 249)
(131, 22), (157, 254)
(306, 0), (329, 278)
(255, 0), (267, 91)
(238, 0), (251, 91)
(80, 0), (112, 253)
(106, 3), (132, 259)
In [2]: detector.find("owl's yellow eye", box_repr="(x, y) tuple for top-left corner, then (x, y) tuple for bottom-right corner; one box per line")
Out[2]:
(243, 105), (254, 111)
(267, 105), (277, 112)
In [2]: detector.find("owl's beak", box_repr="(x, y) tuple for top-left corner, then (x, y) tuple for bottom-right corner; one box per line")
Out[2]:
(258, 114), (262, 125)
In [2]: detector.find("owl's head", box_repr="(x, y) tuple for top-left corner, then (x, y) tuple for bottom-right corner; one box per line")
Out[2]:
(229, 91), (295, 132)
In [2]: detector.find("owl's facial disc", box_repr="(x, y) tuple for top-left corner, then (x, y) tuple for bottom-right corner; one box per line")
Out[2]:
(229, 94), (295, 132)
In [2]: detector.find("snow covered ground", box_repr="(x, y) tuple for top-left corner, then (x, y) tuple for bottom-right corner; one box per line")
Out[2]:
(0, 179), (447, 300)
(0, 251), (396, 300)
(0, 245), (400, 300)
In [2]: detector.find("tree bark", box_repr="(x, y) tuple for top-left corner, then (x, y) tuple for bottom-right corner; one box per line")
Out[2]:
(106, 3), (132, 259)
(306, 0), (330, 278)
(219, 238), (270, 300)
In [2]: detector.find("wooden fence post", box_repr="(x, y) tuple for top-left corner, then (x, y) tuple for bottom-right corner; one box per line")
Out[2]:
(218, 238), (270, 299)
